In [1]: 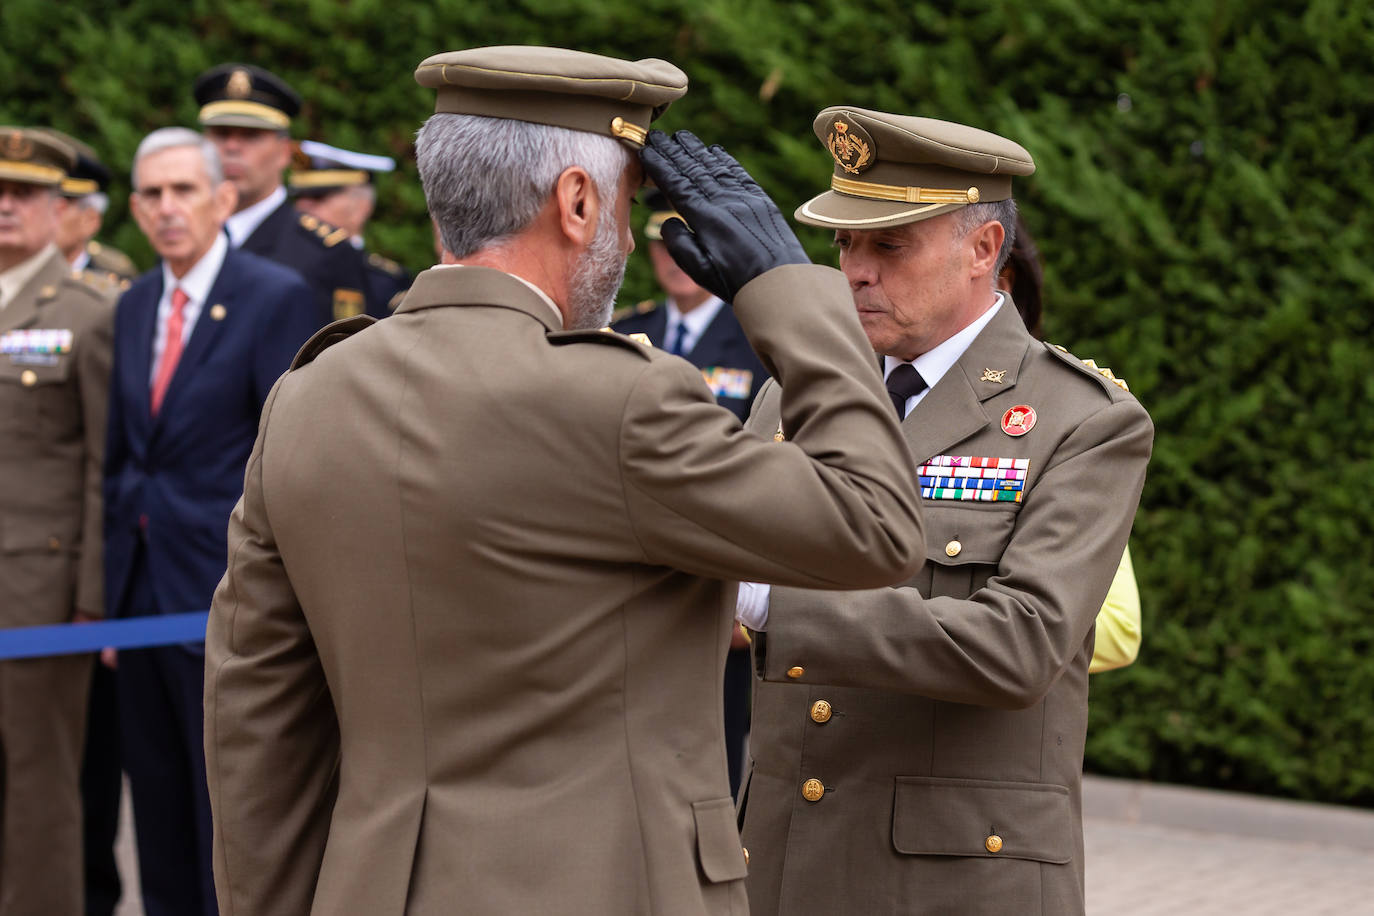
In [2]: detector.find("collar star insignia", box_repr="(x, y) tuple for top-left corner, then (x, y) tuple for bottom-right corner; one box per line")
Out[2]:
(980, 368), (1007, 384)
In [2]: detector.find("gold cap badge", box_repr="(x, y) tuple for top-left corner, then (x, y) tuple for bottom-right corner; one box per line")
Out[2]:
(2, 130), (33, 161)
(226, 68), (253, 99)
(825, 118), (874, 175)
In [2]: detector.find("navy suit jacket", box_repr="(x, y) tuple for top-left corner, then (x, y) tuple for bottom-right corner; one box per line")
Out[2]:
(612, 300), (769, 421)
(103, 246), (317, 620)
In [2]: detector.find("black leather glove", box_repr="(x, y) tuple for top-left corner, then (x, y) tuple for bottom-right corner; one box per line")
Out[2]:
(640, 130), (810, 304)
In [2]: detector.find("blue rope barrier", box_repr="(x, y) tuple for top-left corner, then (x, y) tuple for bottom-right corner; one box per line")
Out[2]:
(0, 612), (210, 660)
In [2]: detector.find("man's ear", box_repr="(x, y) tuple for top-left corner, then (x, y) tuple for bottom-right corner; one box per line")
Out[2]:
(968, 218), (1005, 282)
(553, 165), (599, 248)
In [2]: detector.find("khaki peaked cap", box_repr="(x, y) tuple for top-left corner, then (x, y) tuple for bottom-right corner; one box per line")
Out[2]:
(0, 127), (76, 187)
(415, 46), (687, 148)
(797, 106), (1035, 230)
(33, 129), (109, 196)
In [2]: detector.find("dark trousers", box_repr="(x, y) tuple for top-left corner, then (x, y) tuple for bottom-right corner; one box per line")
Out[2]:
(81, 661), (121, 916)
(115, 555), (217, 916)
(724, 646), (751, 799)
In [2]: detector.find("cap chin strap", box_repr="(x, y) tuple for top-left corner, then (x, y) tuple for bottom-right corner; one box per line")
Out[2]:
(831, 173), (981, 205)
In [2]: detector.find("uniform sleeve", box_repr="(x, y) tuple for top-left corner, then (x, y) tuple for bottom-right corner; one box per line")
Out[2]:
(1089, 545), (1142, 673)
(75, 301), (114, 617)
(204, 380), (339, 916)
(761, 396), (1154, 709)
(620, 264), (925, 589)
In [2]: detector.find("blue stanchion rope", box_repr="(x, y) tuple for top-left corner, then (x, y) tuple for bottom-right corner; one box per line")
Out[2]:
(0, 612), (210, 660)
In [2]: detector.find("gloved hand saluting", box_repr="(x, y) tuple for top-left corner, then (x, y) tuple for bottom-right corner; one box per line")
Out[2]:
(640, 130), (809, 304)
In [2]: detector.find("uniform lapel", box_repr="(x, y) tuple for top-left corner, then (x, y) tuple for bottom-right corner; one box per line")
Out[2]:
(686, 301), (735, 365)
(904, 297), (1033, 462)
(642, 305), (669, 348)
(0, 250), (67, 334)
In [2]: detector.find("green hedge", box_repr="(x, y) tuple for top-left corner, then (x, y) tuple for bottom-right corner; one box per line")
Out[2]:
(4, 0), (1371, 805)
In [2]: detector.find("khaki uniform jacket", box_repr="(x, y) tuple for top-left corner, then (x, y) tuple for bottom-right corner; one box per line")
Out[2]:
(741, 301), (1154, 916)
(204, 263), (925, 916)
(0, 249), (113, 625)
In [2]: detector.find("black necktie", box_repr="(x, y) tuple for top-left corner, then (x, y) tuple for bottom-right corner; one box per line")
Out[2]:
(886, 364), (927, 420)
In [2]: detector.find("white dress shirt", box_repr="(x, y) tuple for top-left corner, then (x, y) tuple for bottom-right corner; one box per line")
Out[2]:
(224, 186), (286, 248)
(0, 243), (60, 310)
(735, 293), (1005, 632)
(149, 233), (228, 385)
(663, 295), (726, 356)
(70, 249), (91, 274)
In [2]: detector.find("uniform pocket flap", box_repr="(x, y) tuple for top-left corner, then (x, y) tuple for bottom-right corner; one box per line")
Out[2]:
(693, 797), (748, 883)
(923, 505), (1017, 566)
(892, 776), (1073, 864)
(1, 515), (80, 554)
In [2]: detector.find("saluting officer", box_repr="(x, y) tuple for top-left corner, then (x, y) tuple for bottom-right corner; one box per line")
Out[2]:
(736, 108), (1154, 916)
(0, 126), (114, 916)
(290, 139), (409, 314)
(194, 63), (371, 326)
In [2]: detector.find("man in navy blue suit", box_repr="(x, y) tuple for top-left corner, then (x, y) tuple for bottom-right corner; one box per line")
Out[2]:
(104, 127), (316, 916)
(611, 194), (770, 798)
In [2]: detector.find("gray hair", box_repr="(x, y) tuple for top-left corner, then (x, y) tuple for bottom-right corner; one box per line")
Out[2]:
(131, 127), (224, 189)
(73, 191), (109, 215)
(416, 113), (632, 259)
(954, 198), (1018, 277)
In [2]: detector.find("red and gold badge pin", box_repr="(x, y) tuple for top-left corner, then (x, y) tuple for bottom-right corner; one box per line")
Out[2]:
(1001, 405), (1036, 437)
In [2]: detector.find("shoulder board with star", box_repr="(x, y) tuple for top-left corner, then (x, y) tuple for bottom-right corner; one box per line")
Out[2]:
(1044, 341), (1131, 393)
(74, 268), (130, 299)
(86, 241), (138, 280)
(367, 252), (405, 277)
(296, 213), (353, 248)
(546, 328), (653, 358)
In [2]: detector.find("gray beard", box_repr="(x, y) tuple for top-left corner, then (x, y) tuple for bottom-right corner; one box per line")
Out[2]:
(565, 208), (626, 331)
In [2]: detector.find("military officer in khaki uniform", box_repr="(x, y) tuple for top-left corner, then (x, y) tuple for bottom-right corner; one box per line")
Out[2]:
(205, 48), (924, 916)
(736, 108), (1154, 915)
(36, 130), (138, 288)
(0, 127), (114, 916)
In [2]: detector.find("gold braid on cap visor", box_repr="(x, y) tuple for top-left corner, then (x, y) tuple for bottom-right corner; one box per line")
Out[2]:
(831, 174), (981, 205)
(198, 101), (292, 129)
(0, 161), (65, 184)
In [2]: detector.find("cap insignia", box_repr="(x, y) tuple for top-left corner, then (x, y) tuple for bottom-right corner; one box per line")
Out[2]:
(226, 69), (253, 99)
(826, 118), (874, 175)
(2, 131), (33, 161)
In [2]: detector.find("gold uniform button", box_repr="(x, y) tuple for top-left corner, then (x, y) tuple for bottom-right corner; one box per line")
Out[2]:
(985, 834), (1003, 853)
(20, 369), (38, 387)
(47, 537), (61, 551)
(742, 847), (750, 866)
(945, 539), (962, 557)
(786, 666), (805, 679)
(801, 778), (825, 802)
(810, 700), (833, 724)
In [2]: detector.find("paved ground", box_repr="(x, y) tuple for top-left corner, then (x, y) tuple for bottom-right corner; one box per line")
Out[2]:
(111, 774), (1374, 915)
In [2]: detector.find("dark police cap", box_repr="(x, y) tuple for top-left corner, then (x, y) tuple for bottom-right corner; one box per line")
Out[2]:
(797, 106), (1035, 230)
(414, 46), (687, 148)
(0, 127), (76, 187)
(194, 63), (302, 131)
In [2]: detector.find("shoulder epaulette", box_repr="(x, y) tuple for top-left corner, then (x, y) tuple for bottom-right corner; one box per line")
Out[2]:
(297, 213), (353, 248)
(546, 328), (653, 359)
(367, 252), (405, 277)
(290, 315), (376, 369)
(1045, 342), (1131, 393)
(610, 298), (660, 324)
(74, 269), (129, 298)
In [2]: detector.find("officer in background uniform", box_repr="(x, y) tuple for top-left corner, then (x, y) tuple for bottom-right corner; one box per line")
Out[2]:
(290, 139), (409, 314)
(611, 193), (768, 798)
(36, 130), (137, 288)
(194, 63), (372, 326)
(736, 108), (1154, 916)
(612, 192), (767, 422)
(0, 126), (114, 916)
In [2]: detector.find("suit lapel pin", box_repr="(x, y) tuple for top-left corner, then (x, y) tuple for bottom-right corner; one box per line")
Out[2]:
(980, 368), (1006, 384)
(210, 304), (227, 321)
(773, 421), (785, 442)
(1001, 405), (1036, 437)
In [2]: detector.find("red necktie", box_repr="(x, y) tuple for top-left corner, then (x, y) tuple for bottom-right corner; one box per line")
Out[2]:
(150, 287), (189, 416)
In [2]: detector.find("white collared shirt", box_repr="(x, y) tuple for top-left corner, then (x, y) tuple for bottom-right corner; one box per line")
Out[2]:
(70, 249), (91, 274)
(0, 243), (60, 310)
(736, 293), (1005, 632)
(429, 264), (564, 329)
(663, 295), (726, 356)
(149, 233), (228, 384)
(224, 185), (287, 248)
